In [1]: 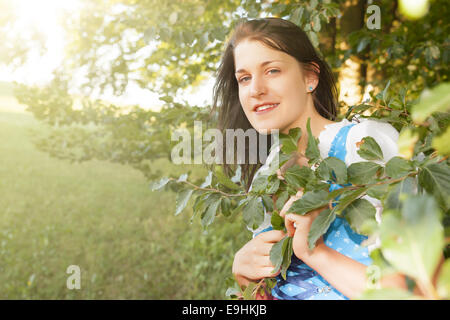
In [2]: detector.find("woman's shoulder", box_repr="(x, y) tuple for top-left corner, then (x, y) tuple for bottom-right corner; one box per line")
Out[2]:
(318, 117), (399, 165)
(318, 118), (352, 159)
(345, 118), (399, 165)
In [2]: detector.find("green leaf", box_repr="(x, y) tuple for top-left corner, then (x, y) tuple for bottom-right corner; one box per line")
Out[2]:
(366, 184), (390, 200)
(201, 197), (221, 227)
(397, 128), (419, 160)
(220, 197), (232, 217)
(357, 37), (370, 53)
(385, 156), (415, 179)
(305, 118), (321, 164)
(150, 177), (170, 191)
(385, 176), (418, 211)
(280, 127), (301, 154)
(305, 180), (330, 193)
(230, 197), (248, 217)
(312, 14), (321, 32)
(418, 162), (450, 211)
(308, 30), (319, 47)
(308, 209), (335, 249)
(225, 283), (241, 299)
(284, 165), (315, 190)
(242, 282), (257, 300)
(243, 196), (265, 230)
(159, 95), (173, 104)
(432, 126), (450, 156)
(382, 80), (391, 102)
(266, 152), (291, 176)
(388, 97), (403, 110)
(265, 177), (280, 194)
(280, 236), (293, 279)
(200, 171), (213, 188)
(290, 6), (304, 24)
(334, 187), (368, 213)
(269, 235), (292, 280)
(271, 210), (285, 230)
(214, 166), (241, 190)
(356, 137), (384, 161)
(192, 193), (207, 220)
(175, 189), (194, 216)
(251, 175), (269, 193)
(349, 104), (372, 116)
(275, 190), (289, 211)
(316, 157), (348, 184)
(269, 235), (289, 275)
(412, 83), (450, 123)
(261, 194), (274, 212)
(343, 198), (376, 235)
(177, 173), (188, 182)
(289, 189), (329, 215)
(347, 162), (382, 185)
(310, 0), (318, 9)
(380, 195), (444, 285)
(328, 186), (350, 200)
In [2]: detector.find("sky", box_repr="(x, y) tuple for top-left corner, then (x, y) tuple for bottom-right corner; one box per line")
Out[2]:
(0, 0), (215, 111)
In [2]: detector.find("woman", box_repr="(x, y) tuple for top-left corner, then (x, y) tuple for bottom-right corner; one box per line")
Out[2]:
(212, 17), (406, 300)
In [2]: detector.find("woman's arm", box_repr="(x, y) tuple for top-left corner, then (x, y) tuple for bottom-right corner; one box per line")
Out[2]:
(280, 193), (408, 299)
(299, 240), (408, 299)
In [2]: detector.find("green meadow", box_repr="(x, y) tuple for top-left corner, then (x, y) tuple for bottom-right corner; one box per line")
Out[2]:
(0, 92), (249, 299)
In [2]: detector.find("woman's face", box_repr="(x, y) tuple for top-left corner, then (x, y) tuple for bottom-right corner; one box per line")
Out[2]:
(234, 39), (315, 134)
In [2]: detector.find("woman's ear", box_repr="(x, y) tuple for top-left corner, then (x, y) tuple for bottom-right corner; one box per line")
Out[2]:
(304, 62), (320, 93)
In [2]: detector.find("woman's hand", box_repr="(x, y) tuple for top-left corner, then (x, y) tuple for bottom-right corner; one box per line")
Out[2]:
(279, 190), (327, 261)
(232, 229), (286, 289)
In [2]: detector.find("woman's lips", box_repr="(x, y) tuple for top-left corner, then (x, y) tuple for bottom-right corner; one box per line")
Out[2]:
(254, 103), (279, 115)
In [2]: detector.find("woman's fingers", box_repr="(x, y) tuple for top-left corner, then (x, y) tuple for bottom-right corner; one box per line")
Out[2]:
(257, 267), (281, 279)
(279, 189), (303, 218)
(257, 229), (286, 243)
(254, 242), (275, 256)
(284, 214), (297, 237)
(252, 230), (287, 256)
(284, 209), (324, 236)
(276, 169), (285, 180)
(255, 255), (277, 268)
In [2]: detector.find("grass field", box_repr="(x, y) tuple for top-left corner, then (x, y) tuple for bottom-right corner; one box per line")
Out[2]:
(0, 93), (250, 299)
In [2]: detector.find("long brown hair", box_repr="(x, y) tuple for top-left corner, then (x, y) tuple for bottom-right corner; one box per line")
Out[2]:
(211, 17), (338, 191)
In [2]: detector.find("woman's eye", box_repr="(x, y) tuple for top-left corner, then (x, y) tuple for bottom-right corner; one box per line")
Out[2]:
(238, 69), (279, 83)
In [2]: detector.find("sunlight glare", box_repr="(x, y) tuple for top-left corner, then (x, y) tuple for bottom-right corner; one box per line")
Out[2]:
(1, 0), (81, 84)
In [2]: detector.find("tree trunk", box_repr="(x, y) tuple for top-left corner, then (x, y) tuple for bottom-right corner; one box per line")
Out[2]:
(337, 0), (366, 107)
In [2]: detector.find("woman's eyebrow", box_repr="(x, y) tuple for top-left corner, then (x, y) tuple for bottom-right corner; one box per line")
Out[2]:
(235, 60), (283, 75)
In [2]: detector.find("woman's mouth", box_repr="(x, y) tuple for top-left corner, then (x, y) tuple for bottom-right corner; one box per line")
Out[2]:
(254, 103), (279, 114)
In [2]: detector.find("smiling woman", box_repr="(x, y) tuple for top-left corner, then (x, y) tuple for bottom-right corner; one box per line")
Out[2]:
(212, 17), (408, 301)
(212, 17), (338, 192)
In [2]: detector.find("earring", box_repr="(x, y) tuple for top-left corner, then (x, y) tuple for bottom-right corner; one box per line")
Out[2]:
(308, 86), (313, 92)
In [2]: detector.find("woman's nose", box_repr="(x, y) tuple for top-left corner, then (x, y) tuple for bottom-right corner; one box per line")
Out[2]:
(250, 76), (267, 97)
